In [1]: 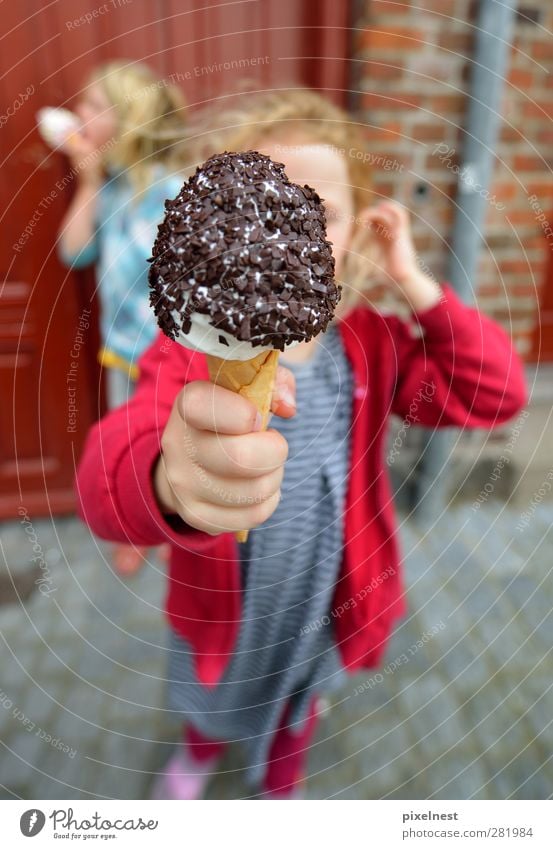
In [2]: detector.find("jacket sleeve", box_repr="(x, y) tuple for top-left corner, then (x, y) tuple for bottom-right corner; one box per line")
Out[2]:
(388, 283), (528, 428)
(74, 333), (216, 551)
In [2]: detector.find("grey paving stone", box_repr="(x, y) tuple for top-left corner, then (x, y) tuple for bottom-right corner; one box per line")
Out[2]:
(1, 503), (552, 799)
(30, 750), (103, 801)
(433, 632), (490, 692)
(485, 750), (551, 800)
(347, 720), (419, 799)
(56, 683), (110, 739)
(0, 602), (31, 638)
(0, 731), (43, 792)
(10, 687), (57, 734)
(87, 731), (156, 800)
(395, 674), (467, 760)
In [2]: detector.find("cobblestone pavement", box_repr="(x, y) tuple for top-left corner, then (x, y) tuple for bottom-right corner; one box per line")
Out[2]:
(1, 499), (552, 800)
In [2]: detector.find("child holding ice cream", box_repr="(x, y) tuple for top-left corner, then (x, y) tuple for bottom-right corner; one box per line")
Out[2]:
(76, 89), (526, 798)
(57, 61), (185, 574)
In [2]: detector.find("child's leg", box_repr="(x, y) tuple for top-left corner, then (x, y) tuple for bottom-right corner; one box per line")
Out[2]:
(184, 724), (227, 762)
(150, 724), (226, 800)
(262, 696), (319, 797)
(106, 369), (149, 576)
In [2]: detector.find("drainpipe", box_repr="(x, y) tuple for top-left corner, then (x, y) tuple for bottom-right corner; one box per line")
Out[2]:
(413, 0), (518, 521)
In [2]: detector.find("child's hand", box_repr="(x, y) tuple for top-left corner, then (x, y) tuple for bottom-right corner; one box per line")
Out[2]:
(362, 200), (442, 311)
(363, 200), (417, 284)
(153, 366), (296, 536)
(61, 133), (103, 186)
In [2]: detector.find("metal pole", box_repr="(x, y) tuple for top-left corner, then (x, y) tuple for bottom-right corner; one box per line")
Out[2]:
(413, 0), (518, 521)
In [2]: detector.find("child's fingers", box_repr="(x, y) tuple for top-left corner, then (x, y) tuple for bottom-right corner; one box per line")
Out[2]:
(193, 466), (284, 508)
(271, 366), (296, 418)
(360, 207), (382, 227)
(193, 428), (289, 479)
(378, 201), (410, 235)
(178, 381), (262, 434)
(374, 207), (399, 235)
(179, 491), (282, 536)
(363, 201), (407, 239)
(362, 206), (396, 237)
(63, 134), (92, 158)
(380, 199), (409, 222)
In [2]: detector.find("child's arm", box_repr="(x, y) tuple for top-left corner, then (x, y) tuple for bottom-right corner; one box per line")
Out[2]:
(57, 135), (102, 267)
(388, 283), (527, 427)
(363, 200), (527, 427)
(75, 335), (295, 546)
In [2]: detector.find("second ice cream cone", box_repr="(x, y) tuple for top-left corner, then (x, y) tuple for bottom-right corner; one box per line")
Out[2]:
(206, 348), (279, 543)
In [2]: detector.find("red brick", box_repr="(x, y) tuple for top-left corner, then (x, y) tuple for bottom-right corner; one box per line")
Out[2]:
(361, 60), (405, 79)
(428, 180), (457, 198)
(363, 122), (403, 141)
(499, 260), (535, 274)
(426, 0), (456, 10)
(429, 94), (466, 114)
(412, 123), (449, 141)
(493, 310), (538, 323)
(478, 284), (505, 298)
(425, 152), (459, 171)
(438, 31), (473, 53)
(537, 128), (553, 144)
(505, 210), (540, 225)
(499, 125), (522, 142)
(486, 234), (514, 249)
(532, 41), (553, 61)
(524, 236), (552, 250)
(489, 183), (518, 202)
(514, 154), (547, 170)
(372, 181), (399, 196)
(526, 183), (553, 198)
(511, 283), (543, 297)
(523, 99), (553, 118)
(361, 28), (425, 52)
(370, 0), (411, 14)
(412, 233), (434, 251)
(361, 91), (422, 111)
(508, 68), (534, 87)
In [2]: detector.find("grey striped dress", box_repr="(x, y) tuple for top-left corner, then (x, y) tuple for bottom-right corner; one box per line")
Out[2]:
(166, 322), (354, 787)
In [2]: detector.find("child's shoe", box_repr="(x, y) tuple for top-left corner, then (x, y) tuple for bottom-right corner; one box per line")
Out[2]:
(150, 746), (221, 800)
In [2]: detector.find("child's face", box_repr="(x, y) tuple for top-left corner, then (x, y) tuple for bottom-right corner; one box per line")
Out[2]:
(75, 83), (117, 149)
(259, 138), (354, 276)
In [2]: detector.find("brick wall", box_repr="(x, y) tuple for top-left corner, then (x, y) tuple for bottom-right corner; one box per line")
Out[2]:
(353, 0), (553, 359)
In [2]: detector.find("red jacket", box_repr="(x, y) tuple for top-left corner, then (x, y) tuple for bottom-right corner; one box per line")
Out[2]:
(75, 284), (527, 687)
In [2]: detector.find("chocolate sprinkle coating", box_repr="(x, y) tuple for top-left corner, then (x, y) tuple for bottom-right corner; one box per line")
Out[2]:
(148, 151), (340, 352)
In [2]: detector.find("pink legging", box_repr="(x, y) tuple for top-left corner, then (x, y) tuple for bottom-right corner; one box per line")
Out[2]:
(184, 697), (319, 795)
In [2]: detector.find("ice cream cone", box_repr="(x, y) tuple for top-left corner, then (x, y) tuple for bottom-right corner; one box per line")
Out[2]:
(206, 348), (279, 544)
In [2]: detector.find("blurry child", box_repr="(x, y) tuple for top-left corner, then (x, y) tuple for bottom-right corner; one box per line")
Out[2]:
(75, 89), (526, 797)
(58, 61), (185, 574)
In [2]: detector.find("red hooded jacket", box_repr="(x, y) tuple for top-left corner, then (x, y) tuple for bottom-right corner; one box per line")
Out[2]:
(75, 284), (527, 687)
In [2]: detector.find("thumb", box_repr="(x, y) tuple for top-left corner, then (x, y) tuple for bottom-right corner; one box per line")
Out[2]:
(270, 366), (296, 419)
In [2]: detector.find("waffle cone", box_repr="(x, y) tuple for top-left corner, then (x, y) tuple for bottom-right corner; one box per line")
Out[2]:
(206, 348), (279, 544)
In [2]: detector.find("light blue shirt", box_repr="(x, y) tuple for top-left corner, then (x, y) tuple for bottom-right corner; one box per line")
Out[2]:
(59, 167), (182, 366)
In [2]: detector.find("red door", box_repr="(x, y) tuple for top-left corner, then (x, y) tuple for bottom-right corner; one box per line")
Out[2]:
(1, 0), (352, 519)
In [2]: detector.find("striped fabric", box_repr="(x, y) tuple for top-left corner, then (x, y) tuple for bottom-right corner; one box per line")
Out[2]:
(166, 322), (354, 787)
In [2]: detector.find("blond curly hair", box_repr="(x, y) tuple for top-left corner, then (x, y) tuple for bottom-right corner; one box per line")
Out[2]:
(87, 61), (186, 194)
